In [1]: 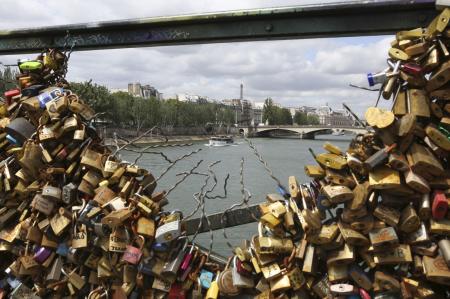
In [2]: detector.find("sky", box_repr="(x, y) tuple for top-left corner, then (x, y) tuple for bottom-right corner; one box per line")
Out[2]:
(0, 0), (395, 114)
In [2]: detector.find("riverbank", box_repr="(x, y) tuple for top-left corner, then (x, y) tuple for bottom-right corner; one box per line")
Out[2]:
(104, 135), (215, 145)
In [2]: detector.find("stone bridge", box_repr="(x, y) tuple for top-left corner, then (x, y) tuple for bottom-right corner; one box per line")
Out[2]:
(239, 125), (368, 139)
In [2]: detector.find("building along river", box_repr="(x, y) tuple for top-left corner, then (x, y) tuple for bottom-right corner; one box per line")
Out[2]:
(120, 135), (351, 256)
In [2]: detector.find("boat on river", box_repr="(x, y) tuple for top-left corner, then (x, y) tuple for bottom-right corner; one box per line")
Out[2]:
(208, 135), (234, 146)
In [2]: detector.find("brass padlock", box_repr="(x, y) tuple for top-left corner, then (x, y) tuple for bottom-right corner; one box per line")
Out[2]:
(374, 244), (412, 265)
(50, 208), (72, 236)
(373, 204), (400, 227)
(322, 185), (353, 204)
(399, 204), (420, 233)
(369, 227), (399, 250)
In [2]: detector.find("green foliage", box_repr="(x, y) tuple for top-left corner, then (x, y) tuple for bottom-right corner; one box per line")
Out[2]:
(294, 111), (308, 125)
(0, 67), (19, 95)
(262, 98), (275, 125)
(307, 114), (320, 125)
(280, 108), (293, 125)
(69, 80), (112, 114)
(294, 111), (320, 125)
(68, 81), (236, 131)
(262, 98), (293, 125)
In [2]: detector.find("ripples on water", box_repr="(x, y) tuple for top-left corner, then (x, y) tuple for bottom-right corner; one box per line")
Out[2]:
(120, 135), (351, 255)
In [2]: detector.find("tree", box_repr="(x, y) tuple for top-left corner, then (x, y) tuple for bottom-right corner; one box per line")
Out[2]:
(68, 80), (237, 129)
(69, 80), (112, 116)
(263, 98), (276, 125)
(280, 108), (293, 125)
(0, 67), (19, 95)
(294, 112), (308, 125)
(307, 114), (320, 125)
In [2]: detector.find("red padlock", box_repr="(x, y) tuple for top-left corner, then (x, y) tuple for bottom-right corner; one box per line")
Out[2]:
(180, 244), (195, 271)
(167, 283), (186, 299)
(432, 190), (448, 220)
(122, 235), (145, 265)
(236, 258), (252, 277)
(359, 288), (371, 299)
(401, 63), (423, 76)
(4, 89), (20, 105)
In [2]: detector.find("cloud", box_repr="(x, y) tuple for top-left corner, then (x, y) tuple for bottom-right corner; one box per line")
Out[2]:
(0, 0), (394, 115)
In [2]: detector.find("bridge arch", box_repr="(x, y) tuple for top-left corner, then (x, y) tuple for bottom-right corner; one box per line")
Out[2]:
(240, 125), (368, 138)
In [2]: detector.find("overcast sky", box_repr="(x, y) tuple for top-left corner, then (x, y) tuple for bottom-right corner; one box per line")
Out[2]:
(0, 0), (394, 114)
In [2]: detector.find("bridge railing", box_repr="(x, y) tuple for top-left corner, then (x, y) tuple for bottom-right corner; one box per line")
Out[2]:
(0, 0), (439, 260)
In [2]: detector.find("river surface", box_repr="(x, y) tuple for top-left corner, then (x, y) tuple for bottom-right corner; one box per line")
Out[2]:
(120, 136), (351, 256)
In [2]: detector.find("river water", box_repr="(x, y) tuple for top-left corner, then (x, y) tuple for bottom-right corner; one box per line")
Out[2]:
(120, 136), (351, 256)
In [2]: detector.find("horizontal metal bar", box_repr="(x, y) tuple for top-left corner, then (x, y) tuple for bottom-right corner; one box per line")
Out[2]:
(195, 244), (228, 267)
(184, 204), (261, 235)
(0, 0), (438, 54)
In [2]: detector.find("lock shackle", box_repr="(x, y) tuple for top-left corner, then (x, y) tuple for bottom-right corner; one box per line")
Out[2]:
(187, 242), (195, 254)
(130, 234), (146, 250)
(60, 265), (78, 277)
(258, 222), (266, 237)
(87, 286), (108, 299)
(72, 198), (86, 217)
(223, 256), (233, 271)
(232, 255), (239, 269)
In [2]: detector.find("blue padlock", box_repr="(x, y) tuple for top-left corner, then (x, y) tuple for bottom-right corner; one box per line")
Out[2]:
(152, 242), (169, 252)
(6, 135), (18, 145)
(199, 269), (214, 289)
(38, 87), (63, 108)
(56, 242), (69, 256)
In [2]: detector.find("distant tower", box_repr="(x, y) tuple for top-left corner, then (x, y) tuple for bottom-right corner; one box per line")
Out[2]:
(240, 83), (243, 101)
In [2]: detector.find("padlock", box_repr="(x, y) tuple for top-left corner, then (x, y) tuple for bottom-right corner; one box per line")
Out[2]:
(42, 184), (62, 201)
(270, 272), (291, 293)
(338, 222), (369, 246)
(369, 226), (399, 250)
(46, 256), (63, 282)
(123, 235), (145, 265)
(364, 143), (397, 170)
(161, 239), (187, 278)
(374, 271), (400, 292)
(155, 211), (182, 243)
(31, 194), (54, 216)
(322, 185), (353, 204)
(109, 227), (128, 252)
(63, 267), (86, 290)
(231, 255), (254, 288)
(439, 239), (450, 267)
(399, 204), (420, 233)
(405, 170), (430, 194)
(72, 224), (88, 249)
(258, 235), (293, 255)
(62, 182), (77, 204)
(136, 216), (155, 239)
(102, 208), (133, 227)
(302, 244), (316, 273)
(374, 244), (413, 265)
(315, 152), (347, 170)
(180, 244), (196, 271)
(432, 190), (448, 220)
(373, 204), (400, 227)
(167, 283), (186, 299)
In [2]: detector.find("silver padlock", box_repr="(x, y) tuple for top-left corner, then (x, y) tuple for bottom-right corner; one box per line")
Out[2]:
(155, 211), (182, 244)
(42, 185), (62, 201)
(161, 239), (187, 278)
(62, 183), (77, 204)
(105, 197), (126, 211)
(46, 256), (63, 282)
(231, 255), (254, 288)
(439, 239), (450, 267)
